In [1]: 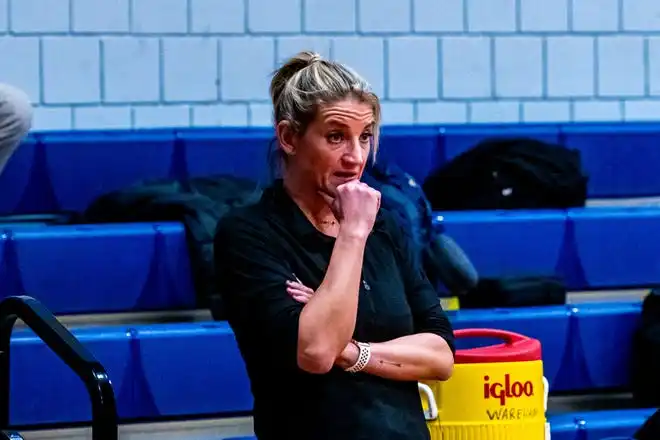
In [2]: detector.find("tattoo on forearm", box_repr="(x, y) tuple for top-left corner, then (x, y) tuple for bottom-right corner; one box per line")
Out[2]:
(379, 360), (403, 368)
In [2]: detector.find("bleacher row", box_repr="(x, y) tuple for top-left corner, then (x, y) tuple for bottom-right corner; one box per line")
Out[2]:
(5, 121), (660, 215)
(3, 122), (660, 438)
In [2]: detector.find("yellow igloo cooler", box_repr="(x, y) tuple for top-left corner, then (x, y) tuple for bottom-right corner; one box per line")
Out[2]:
(420, 328), (550, 439)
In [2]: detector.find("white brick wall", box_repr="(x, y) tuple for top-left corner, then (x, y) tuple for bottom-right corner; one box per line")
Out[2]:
(4, 0), (660, 130)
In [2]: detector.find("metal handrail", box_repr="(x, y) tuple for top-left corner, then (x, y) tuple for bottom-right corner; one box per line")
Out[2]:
(0, 296), (118, 440)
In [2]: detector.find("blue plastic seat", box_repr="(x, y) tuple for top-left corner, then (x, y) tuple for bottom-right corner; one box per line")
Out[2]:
(134, 321), (252, 418)
(568, 206), (660, 289)
(562, 122), (660, 198)
(437, 209), (567, 279)
(438, 206), (660, 290)
(552, 302), (641, 392)
(0, 223), (195, 314)
(0, 136), (38, 214)
(10, 325), (132, 425)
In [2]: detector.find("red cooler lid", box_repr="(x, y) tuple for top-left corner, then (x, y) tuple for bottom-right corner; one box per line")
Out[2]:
(454, 328), (542, 364)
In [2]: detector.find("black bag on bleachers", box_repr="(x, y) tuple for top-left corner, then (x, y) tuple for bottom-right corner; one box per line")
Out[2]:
(422, 137), (589, 211)
(460, 275), (567, 309)
(631, 290), (660, 407)
(82, 175), (263, 316)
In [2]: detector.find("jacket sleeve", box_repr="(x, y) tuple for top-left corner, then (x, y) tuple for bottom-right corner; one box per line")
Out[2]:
(214, 214), (304, 371)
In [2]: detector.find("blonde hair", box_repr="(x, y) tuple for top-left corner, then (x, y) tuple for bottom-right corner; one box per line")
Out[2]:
(269, 51), (381, 160)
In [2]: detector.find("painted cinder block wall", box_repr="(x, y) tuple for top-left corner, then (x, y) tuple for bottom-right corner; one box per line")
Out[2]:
(4, 0), (660, 130)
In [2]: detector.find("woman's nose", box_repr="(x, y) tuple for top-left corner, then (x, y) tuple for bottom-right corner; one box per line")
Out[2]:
(344, 139), (364, 164)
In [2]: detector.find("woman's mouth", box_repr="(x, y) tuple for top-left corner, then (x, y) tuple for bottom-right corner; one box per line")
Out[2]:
(333, 171), (358, 180)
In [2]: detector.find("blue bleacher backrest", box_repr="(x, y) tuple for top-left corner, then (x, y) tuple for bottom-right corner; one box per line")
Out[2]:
(178, 127), (274, 185)
(135, 322), (252, 418)
(377, 125), (441, 182)
(0, 136), (38, 214)
(552, 302), (641, 391)
(562, 123), (660, 198)
(0, 223), (195, 314)
(439, 123), (562, 164)
(438, 206), (660, 290)
(39, 131), (177, 212)
(10, 326), (132, 425)
(6, 123), (660, 216)
(437, 210), (567, 280)
(569, 207), (660, 289)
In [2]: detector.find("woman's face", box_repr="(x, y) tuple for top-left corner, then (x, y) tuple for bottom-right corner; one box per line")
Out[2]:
(280, 98), (375, 197)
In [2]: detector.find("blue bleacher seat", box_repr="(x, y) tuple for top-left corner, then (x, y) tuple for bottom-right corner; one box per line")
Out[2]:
(569, 206), (660, 289)
(135, 321), (252, 418)
(561, 123), (660, 198)
(439, 206), (660, 290)
(437, 209), (567, 280)
(10, 325), (132, 426)
(0, 223), (195, 315)
(552, 302), (641, 392)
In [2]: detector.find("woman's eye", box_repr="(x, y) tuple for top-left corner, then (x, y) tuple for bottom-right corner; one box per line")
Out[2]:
(360, 133), (373, 143)
(327, 133), (343, 143)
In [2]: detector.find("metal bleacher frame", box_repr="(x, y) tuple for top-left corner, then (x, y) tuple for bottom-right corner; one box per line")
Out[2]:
(0, 296), (118, 440)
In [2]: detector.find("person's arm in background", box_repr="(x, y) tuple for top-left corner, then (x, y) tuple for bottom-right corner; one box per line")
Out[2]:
(0, 84), (32, 175)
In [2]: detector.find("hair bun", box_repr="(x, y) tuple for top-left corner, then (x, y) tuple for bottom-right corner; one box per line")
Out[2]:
(307, 53), (322, 65)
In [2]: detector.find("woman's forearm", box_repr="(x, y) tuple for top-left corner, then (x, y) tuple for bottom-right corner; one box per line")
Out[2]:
(297, 231), (368, 374)
(336, 333), (454, 382)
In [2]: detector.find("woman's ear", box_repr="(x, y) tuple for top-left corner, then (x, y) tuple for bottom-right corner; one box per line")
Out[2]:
(276, 120), (297, 157)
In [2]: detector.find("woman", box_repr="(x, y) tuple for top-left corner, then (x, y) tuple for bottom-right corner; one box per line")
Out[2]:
(214, 51), (455, 440)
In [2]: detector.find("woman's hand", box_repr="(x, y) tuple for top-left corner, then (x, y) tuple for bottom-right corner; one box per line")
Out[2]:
(286, 280), (314, 304)
(320, 180), (381, 240)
